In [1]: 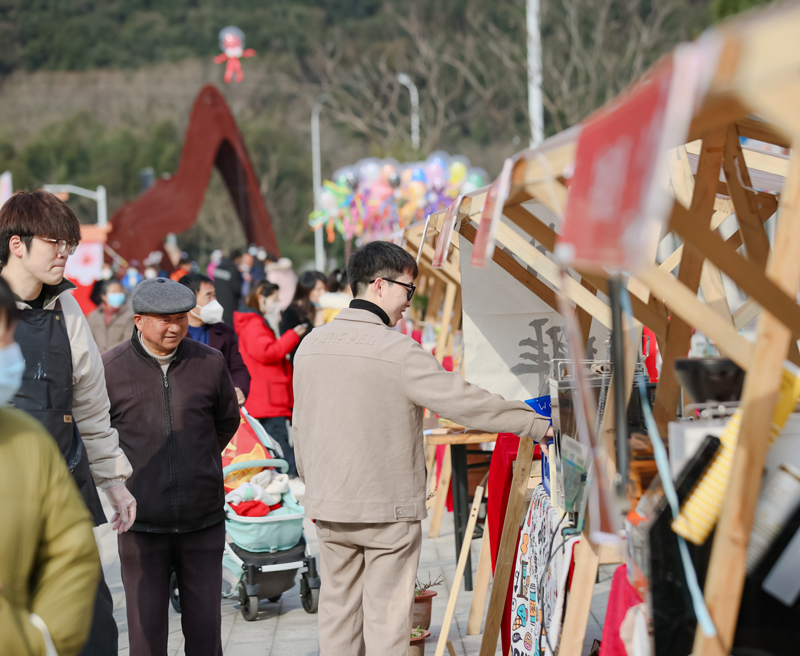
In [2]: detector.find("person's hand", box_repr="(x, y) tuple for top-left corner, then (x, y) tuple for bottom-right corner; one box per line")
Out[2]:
(235, 387), (246, 406)
(545, 425), (554, 439)
(105, 483), (137, 533)
(293, 324), (308, 337)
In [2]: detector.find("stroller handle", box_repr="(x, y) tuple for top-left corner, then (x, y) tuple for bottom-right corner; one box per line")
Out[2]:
(223, 459), (289, 478)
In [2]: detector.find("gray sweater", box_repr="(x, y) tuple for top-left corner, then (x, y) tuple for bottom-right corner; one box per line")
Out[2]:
(292, 308), (549, 523)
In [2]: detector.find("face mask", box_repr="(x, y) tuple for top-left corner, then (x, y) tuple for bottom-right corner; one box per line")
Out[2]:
(144, 268), (157, 279)
(0, 342), (25, 406)
(195, 299), (224, 324)
(106, 292), (126, 309)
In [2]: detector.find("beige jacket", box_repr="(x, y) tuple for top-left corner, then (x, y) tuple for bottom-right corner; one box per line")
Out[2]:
(86, 302), (135, 353)
(293, 308), (549, 523)
(16, 281), (132, 487)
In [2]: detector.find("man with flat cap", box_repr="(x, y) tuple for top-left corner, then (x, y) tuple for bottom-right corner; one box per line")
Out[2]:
(102, 277), (240, 656)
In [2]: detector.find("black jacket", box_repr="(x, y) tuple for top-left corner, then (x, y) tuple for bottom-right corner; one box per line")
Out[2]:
(213, 258), (243, 326)
(102, 333), (240, 532)
(207, 321), (251, 399)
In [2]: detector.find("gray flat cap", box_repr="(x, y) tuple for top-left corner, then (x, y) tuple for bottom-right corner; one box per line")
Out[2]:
(132, 277), (197, 314)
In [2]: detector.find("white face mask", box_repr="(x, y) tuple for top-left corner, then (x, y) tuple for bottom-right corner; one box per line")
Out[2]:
(259, 296), (281, 318)
(192, 299), (224, 325)
(0, 342), (25, 406)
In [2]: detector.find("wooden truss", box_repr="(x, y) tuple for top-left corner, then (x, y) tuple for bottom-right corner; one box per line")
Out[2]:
(410, 4), (800, 654)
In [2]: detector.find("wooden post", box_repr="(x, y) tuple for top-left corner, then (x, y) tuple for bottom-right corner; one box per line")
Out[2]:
(435, 486), (485, 656)
(426, 279), (445, 325)
(558, 537), (601, 656)
(429, 445), (452, 539)
(436, 283), (458, 364)
(694, 150), (800, 655)
(479, 437), (536, 656)
(652, 127), (727, 434)
(467, 521), (492, 635)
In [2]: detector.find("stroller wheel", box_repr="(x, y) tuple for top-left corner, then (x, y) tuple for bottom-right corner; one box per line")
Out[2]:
(169, 571), (181, 614)
(238, 581), (259, 621)
(301, 587), (319, 614)
(267, 594), (282, 603)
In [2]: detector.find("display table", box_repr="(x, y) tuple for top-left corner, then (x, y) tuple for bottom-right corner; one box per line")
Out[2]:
(428, 430), (498, 590)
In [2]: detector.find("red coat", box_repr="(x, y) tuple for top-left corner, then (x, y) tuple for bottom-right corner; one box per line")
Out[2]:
(234, 309), (300, 419)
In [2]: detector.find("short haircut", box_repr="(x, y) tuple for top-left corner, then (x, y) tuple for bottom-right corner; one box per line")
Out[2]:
(0, 190), (82, 270)
(99, 279), (124, 297)
(178, 272), (214, 295)
(245, 280), (279, 311)
(348, 241), (418, 297)
(0, 276), (19, 329)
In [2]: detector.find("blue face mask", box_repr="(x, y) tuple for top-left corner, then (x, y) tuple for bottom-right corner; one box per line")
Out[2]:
(0, 342), (25, 406)
(106, 292), (126, 309)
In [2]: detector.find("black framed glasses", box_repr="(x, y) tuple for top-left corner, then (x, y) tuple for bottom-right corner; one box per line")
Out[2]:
(36, 237), (79, 256)
(369, 277), (416, 301)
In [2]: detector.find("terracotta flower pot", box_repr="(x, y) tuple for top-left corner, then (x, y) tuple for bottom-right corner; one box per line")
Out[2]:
(408, 629), (431, 656)
(412, 589), (438, 629)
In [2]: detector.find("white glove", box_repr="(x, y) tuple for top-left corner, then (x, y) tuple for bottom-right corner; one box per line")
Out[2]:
(105, 483), (137, 533)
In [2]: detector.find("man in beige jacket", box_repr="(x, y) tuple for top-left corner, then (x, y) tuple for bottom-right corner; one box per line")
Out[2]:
(293, 241), (551, 656)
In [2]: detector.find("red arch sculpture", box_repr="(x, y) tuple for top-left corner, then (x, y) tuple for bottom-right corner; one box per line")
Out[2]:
(107, 84), (279, 264)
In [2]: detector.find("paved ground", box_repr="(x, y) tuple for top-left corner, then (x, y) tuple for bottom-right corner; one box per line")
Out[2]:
(97, 488), (609, 655)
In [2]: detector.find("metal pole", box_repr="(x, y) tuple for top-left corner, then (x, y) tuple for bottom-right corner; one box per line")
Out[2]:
(527, 0), (544, 147)
(397, 73), (420, 151)
(96, 185), (107, 226)
(607, 277), (629, 501)
(312, 96), (326, 272)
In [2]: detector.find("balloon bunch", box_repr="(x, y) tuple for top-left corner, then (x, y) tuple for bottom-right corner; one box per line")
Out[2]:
(309, 151), (488, 242)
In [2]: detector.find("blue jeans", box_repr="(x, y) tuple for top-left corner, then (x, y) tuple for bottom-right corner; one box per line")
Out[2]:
(258, 416), (296, 477)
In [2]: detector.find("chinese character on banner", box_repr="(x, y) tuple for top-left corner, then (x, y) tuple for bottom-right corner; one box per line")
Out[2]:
(555, 45), (702, 273)
(432, 195), (464, 269)
(471, 158), (514, 268)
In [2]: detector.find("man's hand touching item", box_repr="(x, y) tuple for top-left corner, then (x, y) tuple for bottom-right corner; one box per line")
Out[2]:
(105, 483), (137, 533)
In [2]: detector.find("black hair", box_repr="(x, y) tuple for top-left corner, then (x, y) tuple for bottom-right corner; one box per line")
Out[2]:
(327, 268), (349, 293)
(347, 241), (418, 298)
(0, 189), (82, 270)
(0, 276), (19, 329)
(259, 281), (280, 297)
(99, 279), (125, 297)
(245, 280), (279, 311)
(178, 272), (214, 295)
(290, 271), (326, 322)
(230, 249), (243, 261)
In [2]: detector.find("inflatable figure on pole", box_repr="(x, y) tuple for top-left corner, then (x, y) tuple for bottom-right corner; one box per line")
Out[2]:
(214, 26), (255, 84)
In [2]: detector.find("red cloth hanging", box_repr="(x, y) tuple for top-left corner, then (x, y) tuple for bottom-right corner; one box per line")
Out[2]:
(487, 433), (542, 656)
(599, 565), (644, 656)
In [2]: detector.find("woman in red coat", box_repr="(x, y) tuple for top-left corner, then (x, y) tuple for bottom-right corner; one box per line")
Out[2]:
(234, 281), (307, 475)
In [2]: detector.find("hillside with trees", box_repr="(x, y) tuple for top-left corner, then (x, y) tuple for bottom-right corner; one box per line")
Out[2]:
(0, 0), (715, 265)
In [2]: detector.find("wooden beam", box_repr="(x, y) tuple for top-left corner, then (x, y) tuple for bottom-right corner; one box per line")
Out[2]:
(733, 298), (761, 330)
(652, 127), (727, 435)
(459, 223), (560, 314)
(723, 124), (772, 266)
(695, 149), (800, 656)
(669, 201), (800, 340)
(735, 116), (791, 150)
(700, 261), (734, 323)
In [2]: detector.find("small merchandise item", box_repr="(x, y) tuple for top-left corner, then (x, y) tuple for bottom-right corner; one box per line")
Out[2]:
(225, 482), (280, 507)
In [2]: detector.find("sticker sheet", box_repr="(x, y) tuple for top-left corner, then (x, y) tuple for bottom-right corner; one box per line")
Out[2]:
(510, 485), (579, 656)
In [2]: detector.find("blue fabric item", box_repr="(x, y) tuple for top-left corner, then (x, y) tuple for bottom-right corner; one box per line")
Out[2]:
(187, 324), (210, 345)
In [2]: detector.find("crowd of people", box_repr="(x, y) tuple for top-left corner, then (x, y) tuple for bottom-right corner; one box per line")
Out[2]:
(0, 189), (550, 656)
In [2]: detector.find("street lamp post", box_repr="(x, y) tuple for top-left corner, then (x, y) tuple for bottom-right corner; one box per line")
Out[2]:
(43, 184), (108, 226)
(311, 95), (327, 272)
(527, 0), (544, 148)
(396, 73), (420, 151)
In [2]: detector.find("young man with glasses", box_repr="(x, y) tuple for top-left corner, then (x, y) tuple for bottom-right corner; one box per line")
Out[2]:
(293, 240), (552, 656)
(0, 189), (136, 656)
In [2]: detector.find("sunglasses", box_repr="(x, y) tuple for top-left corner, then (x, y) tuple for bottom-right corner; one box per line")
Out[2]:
(369, 277), (416, 302)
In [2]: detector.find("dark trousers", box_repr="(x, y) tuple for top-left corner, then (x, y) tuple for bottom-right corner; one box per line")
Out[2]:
(118, 522), (225, 656)
(258, 416), (296, 476)
(79, 569), (118, 656)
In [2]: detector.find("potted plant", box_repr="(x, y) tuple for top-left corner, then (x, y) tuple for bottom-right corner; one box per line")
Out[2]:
(413, 574), (443, 630)
(408, 626), (431, 656)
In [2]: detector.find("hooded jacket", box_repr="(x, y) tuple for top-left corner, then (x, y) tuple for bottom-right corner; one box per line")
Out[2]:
(102, 332), (240, 532)
(234, 307), (300, 419)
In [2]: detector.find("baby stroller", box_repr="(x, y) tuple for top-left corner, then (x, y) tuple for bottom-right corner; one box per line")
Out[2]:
(170, 409), (320, 620)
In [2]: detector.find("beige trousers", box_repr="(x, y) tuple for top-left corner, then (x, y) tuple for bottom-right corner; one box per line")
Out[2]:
(315, 520), (422, 656)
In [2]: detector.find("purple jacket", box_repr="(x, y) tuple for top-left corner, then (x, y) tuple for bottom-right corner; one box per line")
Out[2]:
(208, 322), (251, 400)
